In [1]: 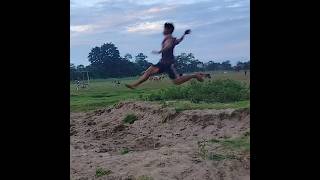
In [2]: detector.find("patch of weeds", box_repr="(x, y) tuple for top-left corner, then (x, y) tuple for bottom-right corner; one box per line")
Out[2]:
(207, 153), (226, 161)
(220, 135), (250, 152)
(208, 139), (220, 143)
(208, 133), (250, 153)
(197, 140), (209, 159)
(123, 114), (138, 124)
(160, 100), (167, 108)
(207, 153), (237, 161)
(137, 175), (154, 180)
(95, 168), (112, 178)
(120, 147), (129, 155)
(175, 107), (184, 113)
(138, 94), (143, 99)
(198, 136), (249, 161)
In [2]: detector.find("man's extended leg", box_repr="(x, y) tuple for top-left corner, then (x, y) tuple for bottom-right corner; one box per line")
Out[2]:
(172, 73), (206, 85)
(169, 64), (208, 85)
(125, 65), (159, 89)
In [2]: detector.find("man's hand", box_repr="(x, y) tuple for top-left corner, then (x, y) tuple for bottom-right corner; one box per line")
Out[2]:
(184, 29), (191, 35)
(151, 50), (160, 54)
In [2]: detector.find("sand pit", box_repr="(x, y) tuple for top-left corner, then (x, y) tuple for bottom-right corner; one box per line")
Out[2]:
(71, 101), (250, 180)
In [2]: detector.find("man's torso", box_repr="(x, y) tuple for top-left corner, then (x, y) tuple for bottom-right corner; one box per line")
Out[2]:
(160, 36), (177, 64)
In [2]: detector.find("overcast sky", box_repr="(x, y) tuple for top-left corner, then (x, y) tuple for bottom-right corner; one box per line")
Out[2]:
(71, 0), (250, 66)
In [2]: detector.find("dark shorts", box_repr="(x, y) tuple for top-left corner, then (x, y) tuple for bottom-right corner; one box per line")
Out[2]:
(153, 62), (177, 79)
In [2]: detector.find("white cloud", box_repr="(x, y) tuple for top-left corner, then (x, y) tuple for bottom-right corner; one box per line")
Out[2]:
(126, 21), (165, 33)
(227, 3), (242, 8)
(70, 25), (95, 33)
(125, 20), (191, 34)
(144, 6), (175, 13)
(208, 6), (222, 11)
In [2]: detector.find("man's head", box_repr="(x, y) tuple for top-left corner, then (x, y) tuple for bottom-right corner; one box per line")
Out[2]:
(163, 22), (174, 35)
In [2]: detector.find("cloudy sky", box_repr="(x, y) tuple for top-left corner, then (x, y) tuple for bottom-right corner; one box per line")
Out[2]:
(71, 0), (250, 66)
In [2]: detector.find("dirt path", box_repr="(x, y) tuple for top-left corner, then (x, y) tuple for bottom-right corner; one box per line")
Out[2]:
(71, 101), (250, 180)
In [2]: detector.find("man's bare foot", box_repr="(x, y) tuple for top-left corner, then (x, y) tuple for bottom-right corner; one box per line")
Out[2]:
(125, 84), (135, 89)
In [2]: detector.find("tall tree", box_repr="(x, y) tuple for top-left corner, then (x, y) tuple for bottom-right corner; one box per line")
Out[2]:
(87, 43), (144, 78)
(135, 53), (152, 71)
(175, 53), (202, 73)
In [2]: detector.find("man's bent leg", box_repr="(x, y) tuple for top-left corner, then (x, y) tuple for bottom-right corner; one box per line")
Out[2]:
(126, 66), (159, 89)
(172, 73), (206, 85)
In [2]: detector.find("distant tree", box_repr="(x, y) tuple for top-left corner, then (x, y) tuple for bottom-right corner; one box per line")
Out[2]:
(76, 64), (85, 71)
(175, 53), (202, 73)
(244, 60), (250, 70)
(234, 61), (250, 71)
(87, 43), (140, 78)
(205, 60), (220, 71)
(135, 53), (152, 71)
(70, 63), (77, 81)
(221, 60), (232, 70)
(124, 53), (133, 61)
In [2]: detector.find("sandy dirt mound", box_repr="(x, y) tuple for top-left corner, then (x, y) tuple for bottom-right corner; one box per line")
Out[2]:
(71, 101), (250, 180)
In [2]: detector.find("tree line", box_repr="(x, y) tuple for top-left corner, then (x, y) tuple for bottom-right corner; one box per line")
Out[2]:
(70, 42), (250, 81)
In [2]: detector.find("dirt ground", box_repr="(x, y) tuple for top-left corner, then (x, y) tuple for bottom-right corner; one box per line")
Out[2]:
(70, 101), (250, 180)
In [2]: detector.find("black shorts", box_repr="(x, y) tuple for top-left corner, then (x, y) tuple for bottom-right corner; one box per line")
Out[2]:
(153, 62), (177, 79)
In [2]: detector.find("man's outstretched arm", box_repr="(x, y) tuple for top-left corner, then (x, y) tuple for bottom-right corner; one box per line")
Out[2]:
(175, 29), (191, 45)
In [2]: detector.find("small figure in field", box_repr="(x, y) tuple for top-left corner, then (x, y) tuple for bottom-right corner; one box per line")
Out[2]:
(75, 80), (80, 91)
(244, 70), (247, 76)
(115, 80), (121, 87)
(125, 22), (209, 89)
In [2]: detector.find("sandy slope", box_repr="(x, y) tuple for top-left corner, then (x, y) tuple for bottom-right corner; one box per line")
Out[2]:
(70, 101), (250, 180)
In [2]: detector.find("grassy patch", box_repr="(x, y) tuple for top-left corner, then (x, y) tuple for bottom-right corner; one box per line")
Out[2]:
(123, 114), (138, 124)
(70, 71), (250, 112)
(146, 79), (249, 103)
(210, 133), (250, 152)
(207, 153), (237, 161)
(120, 147), (130, 155)
(95, 168), (112, 178)
(198, 132), (250, 161)
(171, 100), (249, 112)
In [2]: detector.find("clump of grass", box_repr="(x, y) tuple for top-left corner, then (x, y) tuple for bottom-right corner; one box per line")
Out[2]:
(137, 175), (154, 180)
(146, 79), (249, 103)
(95, 168), (112, 178)
(208, 153), (237, 160)
(197, 140), (209, 159)
(209, 133), (250, 152)
(120, 147), (129, 155)
(220, 135), (250, 152)
(123, 114), (138, 124)
(198, 133), (250, 161)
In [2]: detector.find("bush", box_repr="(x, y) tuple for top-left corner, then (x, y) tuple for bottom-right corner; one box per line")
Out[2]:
(95, 168), (112, 178)
(146, 79), (249, 103)
(120, 147), (129, 155)
(123, 114), (138, 124)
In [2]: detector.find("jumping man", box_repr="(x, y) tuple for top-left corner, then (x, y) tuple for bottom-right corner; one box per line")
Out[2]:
(125, 22), (208, 89)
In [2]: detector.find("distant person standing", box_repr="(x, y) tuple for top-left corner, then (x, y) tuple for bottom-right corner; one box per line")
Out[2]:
(245, 70), (247, 76)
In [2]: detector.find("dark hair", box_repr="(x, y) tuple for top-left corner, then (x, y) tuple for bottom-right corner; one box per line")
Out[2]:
(164, 22), (174, 33)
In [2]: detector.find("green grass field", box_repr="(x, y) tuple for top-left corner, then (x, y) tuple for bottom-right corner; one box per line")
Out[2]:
(70, 71), (250, 112)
